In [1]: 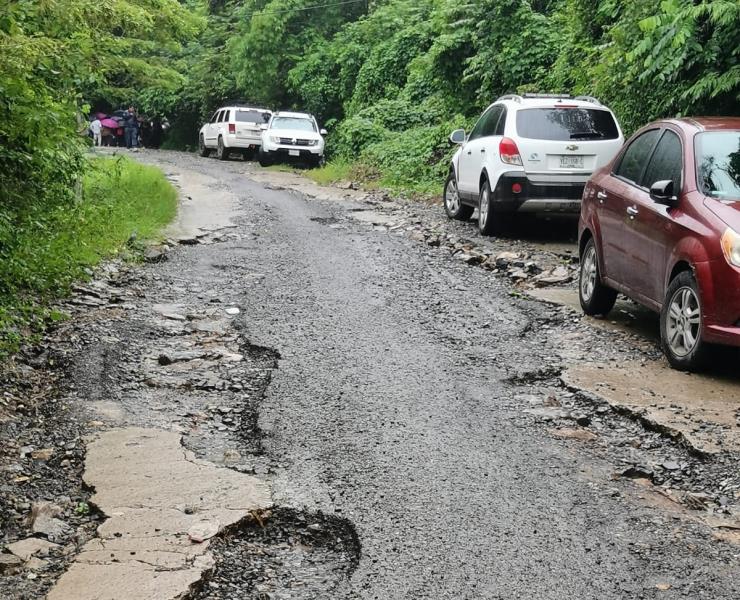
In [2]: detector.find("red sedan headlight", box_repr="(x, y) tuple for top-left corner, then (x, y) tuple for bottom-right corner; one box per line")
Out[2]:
(720, 227), (740, 267)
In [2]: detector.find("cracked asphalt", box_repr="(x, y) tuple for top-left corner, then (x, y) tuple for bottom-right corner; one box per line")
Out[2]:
(136, 152), (737, 599)
(3, 149), (738, 600)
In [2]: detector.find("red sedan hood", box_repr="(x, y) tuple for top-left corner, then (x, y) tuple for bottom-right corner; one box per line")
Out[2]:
(705, 198), (740, 230)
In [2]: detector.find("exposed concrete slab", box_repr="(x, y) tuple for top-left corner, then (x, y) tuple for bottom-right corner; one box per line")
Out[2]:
(48, 427), (271, 600)
(563, 362), (740, 454)
(165, 171), (240, 242)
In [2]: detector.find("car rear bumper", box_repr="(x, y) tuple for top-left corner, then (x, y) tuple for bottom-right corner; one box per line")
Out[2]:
(696, 259), (740, 347)
(493, 172), (584, 214)
(224, 136), (261, 149)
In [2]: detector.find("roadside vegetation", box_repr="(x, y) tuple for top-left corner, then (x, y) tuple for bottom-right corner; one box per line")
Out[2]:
(0, 0), (198, 353)
(0, 157), (177, 355)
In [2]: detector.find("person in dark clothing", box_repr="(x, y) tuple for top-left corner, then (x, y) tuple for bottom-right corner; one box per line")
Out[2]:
(149, 118), (164, 148)
(124, 106), (139, 149)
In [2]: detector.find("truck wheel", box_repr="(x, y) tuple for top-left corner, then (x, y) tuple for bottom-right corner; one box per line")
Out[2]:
(217, 136), (229, 161)
(258, 148), (273, 167)
(198, 135), (209, 157)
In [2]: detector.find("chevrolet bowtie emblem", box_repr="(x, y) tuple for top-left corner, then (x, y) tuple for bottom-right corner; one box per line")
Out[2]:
(565, 144), (579, 151)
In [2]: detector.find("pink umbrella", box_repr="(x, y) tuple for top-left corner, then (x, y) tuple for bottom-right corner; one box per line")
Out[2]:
(100, 118), (119, 128)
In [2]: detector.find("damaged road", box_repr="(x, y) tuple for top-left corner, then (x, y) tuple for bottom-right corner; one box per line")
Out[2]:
(1, 150), (739, 599)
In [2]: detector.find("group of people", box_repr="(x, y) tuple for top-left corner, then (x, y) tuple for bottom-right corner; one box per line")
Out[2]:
(88, 106), (167, 150)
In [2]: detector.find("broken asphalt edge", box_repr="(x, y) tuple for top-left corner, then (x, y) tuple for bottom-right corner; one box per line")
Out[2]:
(560, 380), (715, 460)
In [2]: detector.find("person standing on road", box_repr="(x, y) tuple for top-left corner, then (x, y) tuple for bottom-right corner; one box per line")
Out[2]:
(89, 117), (102, 146)
(124, 106), (139, 150)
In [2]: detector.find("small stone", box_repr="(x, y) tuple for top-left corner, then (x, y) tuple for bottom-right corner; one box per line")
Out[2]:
(662, 461), (681, 471)
(162, 313), (187, 322)
(143, 247), (168, 263)
(188, 521), (220, 543)
(574, 414), (591, 426)
(30, 502), (72, 541)
(225, 307), (240, 315)
(0, 554), (23, 574)
(5, 538), (59, 561)
(495, 251), (520, 267)
(31, 448), (54, 461)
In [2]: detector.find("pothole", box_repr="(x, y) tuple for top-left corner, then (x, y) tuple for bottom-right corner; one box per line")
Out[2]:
(189, 508), (360, 600)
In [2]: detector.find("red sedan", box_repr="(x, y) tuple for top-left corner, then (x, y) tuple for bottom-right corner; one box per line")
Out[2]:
(578, 117), (740, 370)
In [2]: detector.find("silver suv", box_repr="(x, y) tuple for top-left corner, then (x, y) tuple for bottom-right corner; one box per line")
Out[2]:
(198, 105), (272, 160)
(445, 94), (624, 234)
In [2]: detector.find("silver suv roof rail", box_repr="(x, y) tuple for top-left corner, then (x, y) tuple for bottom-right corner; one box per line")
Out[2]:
(496, 94), (523, 103)
(574, 95), (603, 106)
(522, 93), (572, 99)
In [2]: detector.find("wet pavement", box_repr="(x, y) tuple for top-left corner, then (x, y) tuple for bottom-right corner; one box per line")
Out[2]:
(1, 150), (739, 599)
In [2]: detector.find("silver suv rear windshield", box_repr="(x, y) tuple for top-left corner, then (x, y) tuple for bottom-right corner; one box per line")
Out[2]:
(516, 107), (619, 141)
(236, 110), (270, 123)
(696, 131), (740, 201)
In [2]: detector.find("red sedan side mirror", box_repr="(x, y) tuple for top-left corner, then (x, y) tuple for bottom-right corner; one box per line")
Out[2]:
(649, 180), (679, 207)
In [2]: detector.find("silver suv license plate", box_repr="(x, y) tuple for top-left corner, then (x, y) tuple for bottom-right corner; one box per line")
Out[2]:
(559, 155), (584, 169)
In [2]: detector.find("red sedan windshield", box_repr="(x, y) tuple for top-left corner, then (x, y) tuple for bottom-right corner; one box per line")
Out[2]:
(696, 131), (740, 201)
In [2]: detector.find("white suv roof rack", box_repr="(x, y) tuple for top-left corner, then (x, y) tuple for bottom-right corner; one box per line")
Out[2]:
(573, 95), (603, 106)
(522, 93), (572, 99)
(496, 94), (523, 103)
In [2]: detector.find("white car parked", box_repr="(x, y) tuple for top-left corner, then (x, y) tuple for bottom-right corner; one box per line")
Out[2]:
(444, 94), (624, 234)
(258, 111), (327, 168)
(198, 105), (272, 160)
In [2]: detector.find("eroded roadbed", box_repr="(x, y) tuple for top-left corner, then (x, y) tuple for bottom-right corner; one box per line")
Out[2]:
(1, 150), (738, 600)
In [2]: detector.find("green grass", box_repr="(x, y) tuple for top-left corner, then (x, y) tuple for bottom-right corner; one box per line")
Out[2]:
(0, 156), (177, 356)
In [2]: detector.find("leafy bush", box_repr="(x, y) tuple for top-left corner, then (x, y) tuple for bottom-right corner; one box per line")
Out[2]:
(359, 116), (468, 194)
(0, 156), (177, 355)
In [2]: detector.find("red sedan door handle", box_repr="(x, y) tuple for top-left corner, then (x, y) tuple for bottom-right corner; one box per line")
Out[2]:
(597, 191), (607, 204)
(627, 206), (639, 219)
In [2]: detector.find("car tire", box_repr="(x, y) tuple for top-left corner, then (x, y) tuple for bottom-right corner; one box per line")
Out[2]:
(216, 136), (228, 161)
(478, 177), (512, 236)
(660, 270), (709, 371)
(579, 238), (617, 316)
(198, 135), (209, 157)
(443, 172), (473, 221)
(258, 148), (273, 167)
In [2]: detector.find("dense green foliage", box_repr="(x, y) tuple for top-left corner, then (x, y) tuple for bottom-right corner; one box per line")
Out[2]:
(0, 156), (177, 354)
(0, 0), (195, 351)
(166, 0), (739, 188)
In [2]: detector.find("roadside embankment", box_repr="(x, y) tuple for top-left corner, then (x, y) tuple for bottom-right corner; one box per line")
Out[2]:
(0, 156), (177, 356)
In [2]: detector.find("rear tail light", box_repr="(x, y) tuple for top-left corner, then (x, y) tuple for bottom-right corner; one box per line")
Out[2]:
(499, 137), (522, 166)
(512, 183), (522, 194)
(228, 123), (236, 134)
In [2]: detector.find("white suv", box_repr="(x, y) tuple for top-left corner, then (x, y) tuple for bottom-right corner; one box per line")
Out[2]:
(258, 111), (327, 168)
(444, 94), (624, 234)
(198, 105), (272, 160)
